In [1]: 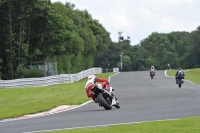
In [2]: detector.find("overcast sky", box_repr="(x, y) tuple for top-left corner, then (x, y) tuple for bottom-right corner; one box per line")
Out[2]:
(51, 0), (200, 45)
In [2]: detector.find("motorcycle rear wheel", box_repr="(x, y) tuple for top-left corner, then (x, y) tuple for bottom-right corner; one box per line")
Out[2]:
(97, 93), (112, 110)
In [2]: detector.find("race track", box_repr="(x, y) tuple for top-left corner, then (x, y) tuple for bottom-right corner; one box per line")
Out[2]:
(1, 70), (200, 133)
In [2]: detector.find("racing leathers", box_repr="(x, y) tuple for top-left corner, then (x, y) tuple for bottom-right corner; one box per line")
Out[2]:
(85, 77), (110, 103)
(149, 67), (156, 76)
(175, 70), (185, 83)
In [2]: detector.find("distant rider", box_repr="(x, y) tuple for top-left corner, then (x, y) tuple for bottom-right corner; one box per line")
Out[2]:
(85, 74), (110, 103)
(175, 68), (185, 83)
(149, 66), (156, 76)
(167, 64), (171, 70)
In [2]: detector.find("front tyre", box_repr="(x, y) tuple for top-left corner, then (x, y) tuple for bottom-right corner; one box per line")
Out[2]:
(179, 83), (181, 88)
(150, 74), (153, 79)
(97, 93), (112, 110)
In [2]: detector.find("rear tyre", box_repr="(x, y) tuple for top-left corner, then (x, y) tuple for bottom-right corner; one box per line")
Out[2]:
(97, 93), (112, 110)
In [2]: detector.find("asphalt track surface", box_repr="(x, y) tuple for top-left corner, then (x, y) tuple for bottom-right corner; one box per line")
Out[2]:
(1, 70), (200, 133)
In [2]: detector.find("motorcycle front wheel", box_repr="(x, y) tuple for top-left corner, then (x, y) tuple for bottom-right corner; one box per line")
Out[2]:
(179, 83), (182, 88)
(97, 93), (112, 110)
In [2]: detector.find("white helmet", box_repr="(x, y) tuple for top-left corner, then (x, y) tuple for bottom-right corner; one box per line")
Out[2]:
(88, 74), (96, 80)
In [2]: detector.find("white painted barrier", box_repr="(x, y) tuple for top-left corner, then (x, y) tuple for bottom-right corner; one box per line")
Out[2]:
(0, 68), (102, 88)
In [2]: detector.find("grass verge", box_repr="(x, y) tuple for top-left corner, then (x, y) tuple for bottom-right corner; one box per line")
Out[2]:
(166, 68), (200, 85)
(41, 69), (200, 133)
(42, 117), (200, 133)
(0, 72), (115, 120)
(2, 69), (200, 133)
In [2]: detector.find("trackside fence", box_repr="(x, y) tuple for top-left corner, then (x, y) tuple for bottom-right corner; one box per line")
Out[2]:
(0, 68), (102, 89)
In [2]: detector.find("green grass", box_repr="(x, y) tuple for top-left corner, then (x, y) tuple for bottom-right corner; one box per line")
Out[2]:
(166, 69), (177, 76)
(2, 70), (200, 133)
(0, 72), (115, 120)
(42, 117), (200, 133)
(166, 68), (200, 85)
(39, 69), (200, 133)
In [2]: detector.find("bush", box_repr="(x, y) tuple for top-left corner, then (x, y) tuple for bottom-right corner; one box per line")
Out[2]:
(138, 65), (146, 71)
(23, 68), (44, 78)
(16, 64), (44, 78)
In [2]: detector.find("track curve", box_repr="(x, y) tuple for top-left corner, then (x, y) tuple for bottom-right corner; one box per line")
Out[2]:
(1, 70), (200, 133)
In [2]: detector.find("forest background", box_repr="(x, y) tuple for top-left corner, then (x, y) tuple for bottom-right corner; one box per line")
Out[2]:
(0, 0), (199, 80)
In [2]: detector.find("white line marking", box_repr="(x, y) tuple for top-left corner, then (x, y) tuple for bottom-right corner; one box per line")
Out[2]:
(0, 101), (92, 123)
(165, 70), (200, 86)
(4, 71), (197, 132)
(108, 72), (119, 82)
(0, 73), (120, 123)
(23, 118), (177, 133)
(24, 70), (197, 133)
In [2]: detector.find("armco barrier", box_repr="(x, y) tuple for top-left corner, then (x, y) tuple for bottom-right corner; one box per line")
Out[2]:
(0, 68), (102, 88)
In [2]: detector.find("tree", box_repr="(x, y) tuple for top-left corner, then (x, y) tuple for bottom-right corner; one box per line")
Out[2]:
(121, 55), (132, 71)
(0, 59), (2, 79)
(189, 29), (200, 67)
(0, 0), (69, 79)
(140, 32), (177, 69)
(118, 31), (124, 42)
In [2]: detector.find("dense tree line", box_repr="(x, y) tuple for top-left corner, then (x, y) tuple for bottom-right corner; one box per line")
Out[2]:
(0, 0), (199, 80)
(95, 26), (200, 71)
(0, 0), (111, 79)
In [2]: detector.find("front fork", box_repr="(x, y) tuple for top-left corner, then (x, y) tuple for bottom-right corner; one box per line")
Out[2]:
(96, 85), (118, 106)
(111, 97), (119, 105)
(109, 87), (119, 105)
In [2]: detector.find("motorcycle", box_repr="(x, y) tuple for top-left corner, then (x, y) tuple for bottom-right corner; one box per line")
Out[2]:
(150, 71), (155, 79)
(176, 76), (183, 88)
(85, 81), (120, 110)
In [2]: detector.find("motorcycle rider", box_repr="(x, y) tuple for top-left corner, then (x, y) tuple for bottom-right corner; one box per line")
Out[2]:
(167, 64), (171, 70)
(85, 74), (110, 103)
(149, 66), (156, 76)
(175, 68), (185, 83)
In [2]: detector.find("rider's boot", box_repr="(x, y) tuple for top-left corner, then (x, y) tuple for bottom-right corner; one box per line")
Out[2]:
(92, 96), (97, 103)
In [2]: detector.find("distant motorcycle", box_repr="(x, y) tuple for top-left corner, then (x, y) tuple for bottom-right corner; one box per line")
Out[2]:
(150, 71), (155, 79)
(176, 76), (183, 88)
(85, 81), (120, 110)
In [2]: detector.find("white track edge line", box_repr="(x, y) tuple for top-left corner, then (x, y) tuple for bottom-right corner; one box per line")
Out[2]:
(23, 118), (177, 133)
(0, 72), (120, 123)
(165, 70), (200, 86)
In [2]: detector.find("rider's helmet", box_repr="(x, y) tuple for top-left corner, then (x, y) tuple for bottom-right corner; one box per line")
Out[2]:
(151, 66), (154, 69)
(88, 74), (96, 80)
(178, 68), (182, 70)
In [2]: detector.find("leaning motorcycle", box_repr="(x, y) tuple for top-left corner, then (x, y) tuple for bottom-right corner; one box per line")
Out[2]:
(85, 81), (120, 110)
